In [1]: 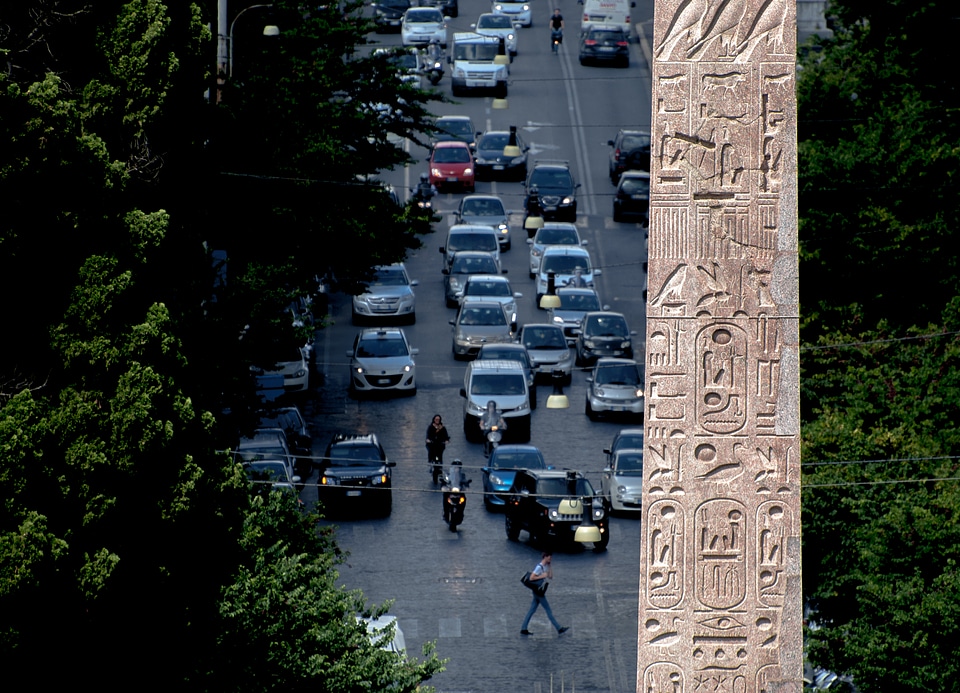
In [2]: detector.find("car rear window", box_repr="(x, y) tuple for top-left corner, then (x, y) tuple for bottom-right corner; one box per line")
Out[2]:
(449, 233), (498, 253)
(470, 373), (526, 396)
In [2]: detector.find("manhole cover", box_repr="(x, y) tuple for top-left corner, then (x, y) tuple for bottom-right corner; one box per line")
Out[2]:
(440, 577), (482, 584)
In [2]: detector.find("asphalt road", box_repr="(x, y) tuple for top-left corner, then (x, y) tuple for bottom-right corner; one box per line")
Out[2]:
(300, 1), (654, 690)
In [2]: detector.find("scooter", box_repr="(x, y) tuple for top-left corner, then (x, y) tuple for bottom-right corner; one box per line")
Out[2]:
(483, 424), (502, 458)
(411, 185), (435, 210)
(425, 60), (444, 86)
(442, 464), (471, 532)
(427, 442), (445, 485)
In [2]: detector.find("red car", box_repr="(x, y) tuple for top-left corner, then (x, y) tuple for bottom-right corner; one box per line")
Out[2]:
(429, 141), (475, 192)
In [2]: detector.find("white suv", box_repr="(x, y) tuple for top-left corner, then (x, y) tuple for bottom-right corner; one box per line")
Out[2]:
(460, 360), (532, 442)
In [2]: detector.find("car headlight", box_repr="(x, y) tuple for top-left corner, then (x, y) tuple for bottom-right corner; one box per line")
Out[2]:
(355, 366), (365, 374)
(449, 278), (462, 291)
(593, 506), (605, 520)
(553, 316), (564, 325)
(294, 368), (306, 378)
(464, 167), (473, 175)
(320, 475), (338, 485)
(515, 399), (529, 412)
(617, 485), (627, 494)
(494, 3), (503, 9)
(404, 364), (413, 372)
(508, 33), (515, 40)
(498, 223), (508, 231)
(468, 401), (486, 415)
(371, 474), (388, 485)
(511, 156), (525, 165)
(584, 339), (596, 348)
(532, 247), (542, 257)
(596, 387), (606, 397)
(621, 340), (632, 348)
(490, 473), (505, 485)
(431, 167), (442, 177)
(562, 196), (573, 204)
(523, 4), (529, 10)
(548, 508), (559, 520)
(476, 157), (489, 164)
(634, 388), (644, 398)
(453, 67), (465, 78)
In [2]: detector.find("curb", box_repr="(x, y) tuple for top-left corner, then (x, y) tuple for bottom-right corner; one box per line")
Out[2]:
(635, 20), (652, 70)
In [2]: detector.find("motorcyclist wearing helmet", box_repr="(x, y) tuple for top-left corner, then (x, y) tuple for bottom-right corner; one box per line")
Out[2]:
(479, 400), (507, 434)
(442, 459), (465, 522)
(414, 172), (437, 204)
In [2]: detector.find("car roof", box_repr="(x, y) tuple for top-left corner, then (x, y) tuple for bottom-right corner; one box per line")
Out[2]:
(438, 115), (472, 121)
(555, 286), (597, 296)
(449, 224), (498, 234)
(464, 274), (509, 282)
(358, 327), (406, 338)
(519, 468), (584, 480)
(584, 310), (626, 318)
(434, 140), (471, 149)
(491, 444), (543, 455)
(522, 322), (564, 331)
(594, 357), (639, 366)
(461, 193), (503, 202)
(468, 359), (525, 372)
(328, 432), (380, 447)
(541, 245), (590, 256)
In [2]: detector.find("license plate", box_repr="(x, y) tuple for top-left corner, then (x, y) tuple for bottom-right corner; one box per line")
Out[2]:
(377, 378), (391, 384)
(446, 176), (458, 182)
(346, 490), (361, 497)
(600, 46), (614, 51)
(544, 205), (557, 212)
(493, 165), (504, 170)
(631, 194), (646, 199)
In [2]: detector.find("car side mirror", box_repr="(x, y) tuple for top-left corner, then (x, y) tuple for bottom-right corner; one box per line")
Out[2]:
(630, 330), (638, 335)
(450, 319), (456, 326)
(442, 268), (450, 275)
(581, 239), (589, 245)
(501, 268), (508, 274)
(575, 182), (582, 188)
(459, 387), (467, 397)
(603, 467), (612, 473)
(411, 279), (420, 286)
(526, 238), (533, 245)
(586, 376), (593, 383)
(447, 55), (452, 64)
(411, 348), (420, 355)
(292, 475), (302, 484)
(345, 350), (353, 357)
(387, 461), (397, 467)
(520, 489), (530, 497)
(607, 139), (615, 146)
(594, 269), (602, 276)
(514, 292), (523, 298)
(602, 304), (611, 310)
(439, 246), (446, 253)
(603, 448), (612, 455)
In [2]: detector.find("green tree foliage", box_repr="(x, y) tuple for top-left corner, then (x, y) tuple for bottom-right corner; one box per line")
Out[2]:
(1, 1), (443, 688)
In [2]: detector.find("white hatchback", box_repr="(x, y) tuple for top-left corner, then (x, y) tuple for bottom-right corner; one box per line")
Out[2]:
(535, 245), (600, 303)
(401, 7), (448, 47)
(527, 222), (586, 278)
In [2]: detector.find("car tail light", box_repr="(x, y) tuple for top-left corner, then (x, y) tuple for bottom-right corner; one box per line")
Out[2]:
(584, 39), (597, 45)
(616, 41), (628, 46)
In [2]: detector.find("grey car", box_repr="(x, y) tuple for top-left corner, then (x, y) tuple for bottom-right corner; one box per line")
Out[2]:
(458, 274), (521, 321)
(585, 357), (644, 421)
(518, 323), (574, 383)
(346, 327), (418, 397)
(450, 300), (517, 360)
(455, 194), (512, 250)
(547, 286), (606, 345)
(600, 448), (644, 514)
(443, 251), (503, 307)
(352, 263), (418, 324)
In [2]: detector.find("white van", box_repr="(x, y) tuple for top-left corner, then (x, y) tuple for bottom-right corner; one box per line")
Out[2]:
(580, 0), (634, 35)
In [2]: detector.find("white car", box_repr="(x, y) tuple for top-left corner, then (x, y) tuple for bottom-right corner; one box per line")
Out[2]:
(474, 13), (519, 56)
(251, 345), (310, 393)
(401, 7), (448, 47)
(600, 448), (644, 514)
(458, 275), (522, 321)
(352, 263), (418, 324)
(347, 327), (418, 396)
(527, 222), (586, 278)
(491, 0), (531, 27)
(535, 245), (600, 304)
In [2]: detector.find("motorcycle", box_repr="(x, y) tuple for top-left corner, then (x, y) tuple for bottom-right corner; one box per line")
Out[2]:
(483, 424), (503, 458)
(427, 441), (445, 485)
(410, 184), (436, 210)
(424, 44), (445, 86)
(425, 59), (444, 86)
(442, 464), (471, 532)
(551, 28), (563, 54)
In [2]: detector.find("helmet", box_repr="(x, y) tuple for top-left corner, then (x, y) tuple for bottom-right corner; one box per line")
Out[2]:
(486, 400), (498, 413)
(451, 459), (462, 466)
(420, 172), (429, 183)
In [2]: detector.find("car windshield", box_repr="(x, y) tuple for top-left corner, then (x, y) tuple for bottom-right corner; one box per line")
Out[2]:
(449, 233), (498, 253)
(465, 280), (511, 297)
(437, 119), (473, 137)
(454, 43), (499, 60)
(558, 293), (600, 310)
(523, 327), (567, 349)
(595, 363), (641, 386)
(542, 255), (590, 274)
(537, 227), (579, 245)
(621, 133), (651, 150)
(245, 461), (289, 482)
(620, 177), (650, 195)
(614, 452), (644, 473)
(356, 337), (409, 358)
(470, 373), (526, 396)
(478, 133), (510, 151)
(328, 445), (384, 466)
(407, 10), (442, 22)
(380, 0), (409, 7)
(586, 315), (628, 337)
(478, 15), (513, 28)
(370, 267), (409, 286)
(237, 447), (286, 463)
(537, 478), (595, 497)
(452, 254), (498, 273)
(613, 433), (644, 452)
(490, 451), (545, 470)
(461, 198), (504, 216)
(459, 306), (506, 326)
(433, 147), (471, 163)
(529, 169), (573, 189)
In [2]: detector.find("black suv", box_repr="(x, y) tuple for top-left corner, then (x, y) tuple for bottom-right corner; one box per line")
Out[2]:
(524, 161), (579, 222)
(504, 469), (609, 550)
(607, 129), (651, 183)
(317, 433), (395, 515)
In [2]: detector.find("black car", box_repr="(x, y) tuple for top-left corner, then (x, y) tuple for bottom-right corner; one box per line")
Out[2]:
(317, 433), (395, 515)
(603, 427), (644, 464)
(607, 128), (651, 182)
(473, 130), (529, 181)
(419, 0), (458, 17)
(504, 469), (609, 550)
(575, 311), (635, 366)
(432, 115), (477, 146)
(372, 0), (411, 32)
(613, 170), (650, 223)
(578, 25), (630, 67)
(257, 405), (313, 479)
(524, 161), (579, 222)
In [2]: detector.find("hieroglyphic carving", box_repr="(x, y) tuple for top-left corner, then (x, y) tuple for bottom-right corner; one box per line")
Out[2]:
(643, 1), (799, 689)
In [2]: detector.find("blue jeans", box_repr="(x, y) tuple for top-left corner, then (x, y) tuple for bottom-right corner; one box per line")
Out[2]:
(522, 593), (562, 631)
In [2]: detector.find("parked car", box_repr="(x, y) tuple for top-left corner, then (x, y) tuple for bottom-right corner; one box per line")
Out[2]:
(455, 194), (512, 250)
(491, 0), (532, 27)
(450, 300), (517, 360)
(473, 129), (529, 181)
(432, 115), (477, 145)
(250, 345), (310, 394)
(585, 357), (645, 421)
(524, 160), (579, 222)
(317, 433), (395, 515)
(474, 12), (519, 56)
(429, 140), (476, 192)
(458, 274), (521, 319)
(257, 406), (312, 479)
(518, 323), (574, 383)
(460, 359), (532, 441)
(243, 459), (302, 504)
(237, 429), (301, 490)
(443, 250), (504, 307)
(527, 222), (586, 278)
(358, 615), (407, 658)
(575, 311), (635, 366)
(535, 245), (600, 304)
(547, 286), (606, 344)
(475, 342), (537, 408)
(352, 263), (418, 325)
(608, 128), (651, 182)
(372, 0), (411, 32)
(603, 427), (645, 464)
(482, 444), (547, 509)
(613, 170), (650, 223)
(419, 0), (458, 18)
(401, 7), (448, 47)
(347, 327), (418, 397)
(600, 448), (644, 514)
(504, 469), (608, 550)
(578, 25), (630, 67)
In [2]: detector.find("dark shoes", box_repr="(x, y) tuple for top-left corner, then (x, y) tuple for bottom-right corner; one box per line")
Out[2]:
(520, 629), (532, 635)
(557, 626), (569, 635)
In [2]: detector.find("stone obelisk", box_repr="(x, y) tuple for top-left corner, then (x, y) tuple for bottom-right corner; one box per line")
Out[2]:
(640, 1), (801, 691)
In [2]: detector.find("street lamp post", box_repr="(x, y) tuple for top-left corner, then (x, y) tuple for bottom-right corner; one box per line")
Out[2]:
(216, 1), (278, 99)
